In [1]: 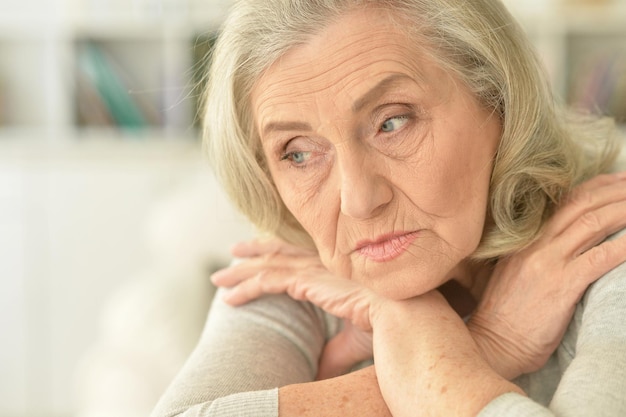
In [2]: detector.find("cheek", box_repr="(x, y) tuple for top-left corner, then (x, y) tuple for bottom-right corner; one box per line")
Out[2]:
(275, 173), (351, 276)
(431, 118), (496, 210)
(391, 125), (494, 255)
(273, 168), (337, 240)
(434, 126), (497, 250)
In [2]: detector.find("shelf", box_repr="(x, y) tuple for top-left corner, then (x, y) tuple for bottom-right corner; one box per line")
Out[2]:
(0, 0), (229, 143)
(0, 0), (624, 144)
(566, 33), (626, 123)
(502, 2), (626, 123)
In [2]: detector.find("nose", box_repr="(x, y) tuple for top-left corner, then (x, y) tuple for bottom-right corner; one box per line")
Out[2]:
(338, 150), (393, 220)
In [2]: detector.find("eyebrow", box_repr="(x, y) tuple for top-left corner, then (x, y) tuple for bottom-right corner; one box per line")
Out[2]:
(351, 73), (415, 113)
(262, 120), (313, 137)
(260, 73), (415, 137)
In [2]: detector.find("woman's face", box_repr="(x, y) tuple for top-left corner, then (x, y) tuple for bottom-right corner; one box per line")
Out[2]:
(251, 9), (501, 300)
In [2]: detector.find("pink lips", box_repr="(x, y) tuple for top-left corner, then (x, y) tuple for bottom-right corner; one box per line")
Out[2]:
(355, 231), (419, 262)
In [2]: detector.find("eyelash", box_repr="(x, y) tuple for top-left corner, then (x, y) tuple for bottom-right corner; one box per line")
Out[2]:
(279, 145), (313, 169)
(379, 114), (411, 133)
(280, 150), (304, 162)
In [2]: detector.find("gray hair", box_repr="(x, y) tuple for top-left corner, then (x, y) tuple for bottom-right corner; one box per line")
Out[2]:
(202, 0), (620, 259)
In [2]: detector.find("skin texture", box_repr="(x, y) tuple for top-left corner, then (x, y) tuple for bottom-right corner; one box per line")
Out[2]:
(208, 7), (626, 417)
(213, 172), (626, 416)
(252, 8), (501, 300)
(249, 9), (519, 416)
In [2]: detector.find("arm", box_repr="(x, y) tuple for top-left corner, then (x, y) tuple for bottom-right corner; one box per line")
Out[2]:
(469, 172), (626, 380)
(371, 291), (525, 417)
(376, 229), (626, 417)
(479, 240), (626, 416)
(213, 174), (626, 416)
(151, 286), (392, 417)
(150, 289), (342, 417)
(279, 366), (390, 416)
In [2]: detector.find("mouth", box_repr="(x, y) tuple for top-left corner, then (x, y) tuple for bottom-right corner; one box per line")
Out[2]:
(354, 231), (420, 263)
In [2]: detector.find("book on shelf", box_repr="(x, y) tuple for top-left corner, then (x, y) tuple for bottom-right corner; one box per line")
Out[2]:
(569, 50), (626, 124)
(75, 41), (161, 130)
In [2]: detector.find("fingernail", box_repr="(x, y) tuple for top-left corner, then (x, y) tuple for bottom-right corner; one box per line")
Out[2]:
(229, 242), (242, 254)
(210, 269), (227, 284)
(221, 289), (239, 305)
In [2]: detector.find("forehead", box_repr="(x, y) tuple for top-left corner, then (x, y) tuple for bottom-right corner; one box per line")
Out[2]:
(251, 8), (440, 123)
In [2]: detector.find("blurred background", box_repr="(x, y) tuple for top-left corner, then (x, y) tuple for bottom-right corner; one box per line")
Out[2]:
(0, 0), (624, 416)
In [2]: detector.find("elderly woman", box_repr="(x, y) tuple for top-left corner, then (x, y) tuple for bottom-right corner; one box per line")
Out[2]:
(152, 0), (626, 416)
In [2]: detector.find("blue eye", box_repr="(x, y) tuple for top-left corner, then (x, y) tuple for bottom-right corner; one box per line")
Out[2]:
(281, 151), (311, 165)
(380, 116), (409, 132)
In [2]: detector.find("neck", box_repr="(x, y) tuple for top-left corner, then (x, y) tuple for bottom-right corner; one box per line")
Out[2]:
(438, 260), (493, 318)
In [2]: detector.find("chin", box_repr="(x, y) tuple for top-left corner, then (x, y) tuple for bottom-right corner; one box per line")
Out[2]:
(358, 270), (440, 301)
(354, 256), (458, 301)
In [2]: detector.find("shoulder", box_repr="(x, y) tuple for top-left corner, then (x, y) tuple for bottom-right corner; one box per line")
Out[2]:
(561, 227), (626, 352)
(208, 287), (342, 341)
(557, 228), (626, 357)
(581, 227), (626, 312)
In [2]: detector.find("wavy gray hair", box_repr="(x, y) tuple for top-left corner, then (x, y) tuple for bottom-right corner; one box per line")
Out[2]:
(202, 0), (620, 259)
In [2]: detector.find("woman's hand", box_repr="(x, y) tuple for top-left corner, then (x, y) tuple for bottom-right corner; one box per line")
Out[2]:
(214, 172), (626, 383)
(213, 240), (521, 416)
(468, 172), (626, 379)
(211, 238), (377, 379)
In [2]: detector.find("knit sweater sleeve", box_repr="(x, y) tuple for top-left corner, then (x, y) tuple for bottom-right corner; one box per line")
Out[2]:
(478, 254), (626, 416)
(150, 288), (341, 417)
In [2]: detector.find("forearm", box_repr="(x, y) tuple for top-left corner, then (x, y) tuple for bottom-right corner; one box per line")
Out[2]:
(466, 314), (529, 381)
(152, 291), (337, 416)
(373, 292), (524, 417)
(279, 366), (391, 417)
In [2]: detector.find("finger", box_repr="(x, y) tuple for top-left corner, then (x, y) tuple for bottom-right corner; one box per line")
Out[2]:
(570, 232), (626, 290)
(566, 171), (626, 197)
(210, 263), (256, 287)
(544, 173), (626, 238)
(317, 329), (365, 380)
(220, 268), (335, 306)
(221, 269), (297, 305)
(556, 199), (626, 258)
(223, 268), (375, 331)
(210, 260), (259, 287)
(210, 252), (315, 287)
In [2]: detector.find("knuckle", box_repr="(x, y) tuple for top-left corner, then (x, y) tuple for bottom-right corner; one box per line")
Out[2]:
(567, 188), (593, 208)
(261, 251), (279, 263)
(288, 278), (306, 300)
(584, 245), (610, 271)
(253, 270), (272, 286)
(518, 251), (544, 275)
(578, 211), (603, 233)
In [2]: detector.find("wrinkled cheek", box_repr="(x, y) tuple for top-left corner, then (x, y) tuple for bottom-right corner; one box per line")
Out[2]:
(275, 175), (319, 217)
(305, 217), (352, 280)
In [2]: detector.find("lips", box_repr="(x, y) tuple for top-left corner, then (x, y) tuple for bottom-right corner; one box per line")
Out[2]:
(354, 231), (419, 262)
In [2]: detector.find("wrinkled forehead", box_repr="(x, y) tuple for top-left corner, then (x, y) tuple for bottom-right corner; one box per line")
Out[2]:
(250, 8), (445, 130)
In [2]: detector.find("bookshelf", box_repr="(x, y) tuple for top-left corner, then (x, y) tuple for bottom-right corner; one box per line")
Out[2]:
(0, 0), (229, 143)
(507, 0), (626, 125)
(0, 2), (234, 417)
(0, 1), (625, 143)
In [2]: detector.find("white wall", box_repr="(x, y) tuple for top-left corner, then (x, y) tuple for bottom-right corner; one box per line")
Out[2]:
(0, 140), (253, 417)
